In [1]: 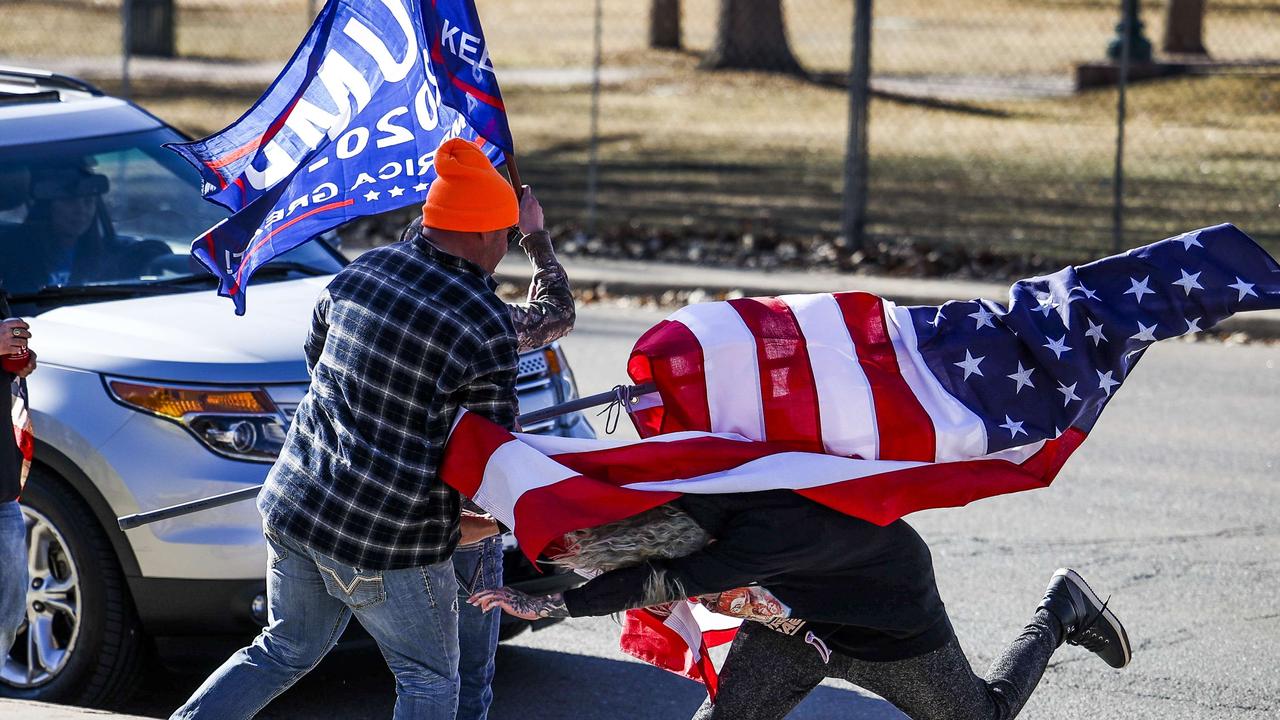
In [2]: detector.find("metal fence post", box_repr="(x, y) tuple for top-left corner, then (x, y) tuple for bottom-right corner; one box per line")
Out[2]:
(1112, 0), (1134, 254)
(842, 0), (873, 254)
(120, 0), (132, 98)
(584, 0), (603, 236)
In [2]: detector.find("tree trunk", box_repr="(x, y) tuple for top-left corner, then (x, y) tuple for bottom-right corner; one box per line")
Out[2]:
(1162, 0), (1208, 55)
(125, 0), (176, 57)
(701, 0), (804, 74)
(650, 0), (681, 50)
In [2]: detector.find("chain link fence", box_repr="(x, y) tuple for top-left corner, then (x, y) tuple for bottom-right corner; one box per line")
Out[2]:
(3, 0), (1278, 274)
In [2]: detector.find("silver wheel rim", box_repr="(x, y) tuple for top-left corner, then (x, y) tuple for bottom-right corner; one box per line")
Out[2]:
(1, 506), (81, 688)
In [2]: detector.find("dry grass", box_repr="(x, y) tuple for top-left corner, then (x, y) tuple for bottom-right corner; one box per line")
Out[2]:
(3, 0), (1279, 259)
(7, 0), (1280, 70)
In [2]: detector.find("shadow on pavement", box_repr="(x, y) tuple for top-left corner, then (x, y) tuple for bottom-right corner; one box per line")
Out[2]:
(489, 645), (903, 720)
(122, 639), (903, 719)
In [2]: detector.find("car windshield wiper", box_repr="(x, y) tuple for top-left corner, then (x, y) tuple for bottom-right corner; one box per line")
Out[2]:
(137, 273), (219, 288)
(142, 263), (332, 287)
(6, 264), (334, 303)
(7, 284), (177, 302)
(249, 262), (335, 278)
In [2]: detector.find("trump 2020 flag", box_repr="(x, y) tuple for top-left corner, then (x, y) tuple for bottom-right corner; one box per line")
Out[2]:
(441, 223), (1280, 694)
(168, 0), (512, 314)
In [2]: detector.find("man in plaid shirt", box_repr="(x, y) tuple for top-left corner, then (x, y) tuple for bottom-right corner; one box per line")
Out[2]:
(173, 138), (575, 720)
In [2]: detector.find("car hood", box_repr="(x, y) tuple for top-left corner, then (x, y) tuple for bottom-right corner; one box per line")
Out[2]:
(28, 277), (332, 384)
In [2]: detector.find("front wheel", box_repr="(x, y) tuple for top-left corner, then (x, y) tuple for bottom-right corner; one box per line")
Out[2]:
(0, 468), (146, 707)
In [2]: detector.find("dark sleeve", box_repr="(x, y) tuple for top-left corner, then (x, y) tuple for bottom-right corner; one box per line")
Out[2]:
(507, 231), (575, 352)
(303, 288), (332, 375)
(562, 509), (813, 617)
(562, 544), (783, 618)
(562, 547), (764, 618)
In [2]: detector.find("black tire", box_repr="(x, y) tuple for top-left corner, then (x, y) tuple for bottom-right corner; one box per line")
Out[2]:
(0, 467), (146, 708)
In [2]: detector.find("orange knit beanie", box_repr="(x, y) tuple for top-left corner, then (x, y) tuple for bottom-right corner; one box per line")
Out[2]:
(421, 138), (517, 233)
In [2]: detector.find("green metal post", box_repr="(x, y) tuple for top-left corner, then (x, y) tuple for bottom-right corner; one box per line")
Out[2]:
(1107, 0), (1153, 63)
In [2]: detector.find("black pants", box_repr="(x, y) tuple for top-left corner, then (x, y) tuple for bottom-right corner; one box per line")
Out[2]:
(691, 609), (1062, 720)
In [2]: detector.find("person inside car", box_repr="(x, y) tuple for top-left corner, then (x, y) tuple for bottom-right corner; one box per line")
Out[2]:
(0, 164), (30, 218)
(0, 164), (170, 292)
(10, 164), (119, 289)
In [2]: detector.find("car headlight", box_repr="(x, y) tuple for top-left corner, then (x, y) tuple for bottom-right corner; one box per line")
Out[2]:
(105, 378), (288, 462)
(544, 344), (577, 401)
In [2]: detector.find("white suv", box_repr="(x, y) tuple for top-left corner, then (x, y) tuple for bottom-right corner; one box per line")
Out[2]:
(0, 67), (593, 707)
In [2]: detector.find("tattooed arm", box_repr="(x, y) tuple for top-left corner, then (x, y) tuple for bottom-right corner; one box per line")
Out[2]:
(507, 187), (575, 353)
(469, 587), (569, 620)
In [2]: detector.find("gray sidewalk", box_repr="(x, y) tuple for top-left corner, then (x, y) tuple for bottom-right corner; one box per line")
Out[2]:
(0, 699), (152, 719)
(494, 254), (1280, 339)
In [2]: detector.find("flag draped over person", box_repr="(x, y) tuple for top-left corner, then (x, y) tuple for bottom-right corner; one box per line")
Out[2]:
(168, 0), (512, 314)
(441, 223), (1280, 691)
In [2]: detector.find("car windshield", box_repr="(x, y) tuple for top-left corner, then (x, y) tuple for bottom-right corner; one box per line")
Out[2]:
(0, 128), (343, 302)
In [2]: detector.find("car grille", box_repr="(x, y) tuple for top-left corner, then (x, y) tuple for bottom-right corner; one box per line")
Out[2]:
(516, 353), (548, 379)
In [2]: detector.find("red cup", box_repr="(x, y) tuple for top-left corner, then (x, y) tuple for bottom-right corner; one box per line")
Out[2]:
(2, 349), (29, 375)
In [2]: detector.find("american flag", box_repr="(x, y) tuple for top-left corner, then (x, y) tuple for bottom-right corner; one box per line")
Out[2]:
(441, 223), (1280, 692)
(12, 377), (32, 491)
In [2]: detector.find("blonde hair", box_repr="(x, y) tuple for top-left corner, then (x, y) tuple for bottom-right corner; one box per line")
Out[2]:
(552, 504), (710, 575)
(552, 504), (711, 607)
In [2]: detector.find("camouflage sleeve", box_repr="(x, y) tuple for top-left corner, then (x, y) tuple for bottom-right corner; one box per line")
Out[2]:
(508, 230), (576, 353)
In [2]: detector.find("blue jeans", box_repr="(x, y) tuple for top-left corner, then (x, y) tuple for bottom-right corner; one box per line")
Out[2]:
(453, 536), (503, 720)
(0, 501), (26, 656)
(172, 531), (460, 720)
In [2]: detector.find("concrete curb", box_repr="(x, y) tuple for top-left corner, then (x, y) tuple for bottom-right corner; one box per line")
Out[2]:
(0, 699), (152, 719)
(495, 255), (1280, 340)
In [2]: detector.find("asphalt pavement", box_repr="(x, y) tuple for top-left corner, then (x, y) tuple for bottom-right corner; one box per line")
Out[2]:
(74, 302), (1272, 720)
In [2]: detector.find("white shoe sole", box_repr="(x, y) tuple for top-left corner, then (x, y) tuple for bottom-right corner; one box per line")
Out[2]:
(1057, 567), (1132, 668)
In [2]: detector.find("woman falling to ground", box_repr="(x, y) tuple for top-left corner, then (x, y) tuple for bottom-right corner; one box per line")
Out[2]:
(470, 493), (1129, 720)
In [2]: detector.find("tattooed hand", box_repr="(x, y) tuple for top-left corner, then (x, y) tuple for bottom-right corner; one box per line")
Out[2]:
(469, 587), (569, 621)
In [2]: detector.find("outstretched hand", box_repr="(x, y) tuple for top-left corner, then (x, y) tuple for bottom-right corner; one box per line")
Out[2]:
(469, 587), (568, 621)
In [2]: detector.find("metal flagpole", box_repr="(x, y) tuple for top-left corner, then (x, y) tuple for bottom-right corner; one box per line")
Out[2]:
(121, 0), (132, 99)
(842, 0), (874, 254)
(1111, 0), (1135, 254)
(584, 0), (603, 235)
(116, 381), (657, 530)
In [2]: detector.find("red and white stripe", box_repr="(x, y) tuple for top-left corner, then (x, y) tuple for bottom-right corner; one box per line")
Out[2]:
(618, 601), (740, 702)
(442, 408), (1082, 698)
(11, 379), (32, 492)
(442, 410), (1083, 564)
(628, 292), (989, 462)
(444, 291), (1090, 696)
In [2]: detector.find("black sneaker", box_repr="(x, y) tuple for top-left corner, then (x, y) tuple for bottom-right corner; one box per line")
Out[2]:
(1038, 568), (1132, 669)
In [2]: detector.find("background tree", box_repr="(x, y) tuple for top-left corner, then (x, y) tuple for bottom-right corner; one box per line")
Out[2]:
(701, 0), (804, 74)
(1162, 0), (1208, 55)
(650, 0), (682, 50)
(125, 0), (176, 57)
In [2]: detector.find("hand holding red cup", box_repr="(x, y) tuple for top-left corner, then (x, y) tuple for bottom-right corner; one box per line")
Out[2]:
(0, 318), (35, 376)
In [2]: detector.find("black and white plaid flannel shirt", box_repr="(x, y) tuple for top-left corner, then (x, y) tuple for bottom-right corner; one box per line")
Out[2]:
(259, 226), (524, 570)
